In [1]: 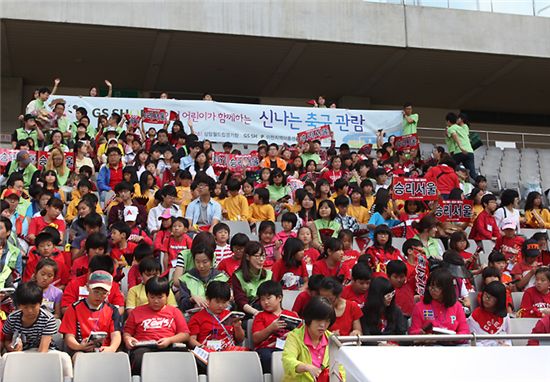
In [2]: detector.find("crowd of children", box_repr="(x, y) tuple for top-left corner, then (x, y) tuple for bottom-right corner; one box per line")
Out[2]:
(1, 92), (550, 380)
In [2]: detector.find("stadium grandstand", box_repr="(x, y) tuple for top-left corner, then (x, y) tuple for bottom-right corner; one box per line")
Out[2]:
(1, 0), (550, 381)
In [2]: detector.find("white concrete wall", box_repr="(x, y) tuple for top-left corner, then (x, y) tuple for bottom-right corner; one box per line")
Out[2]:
(2, 0), (549, 58)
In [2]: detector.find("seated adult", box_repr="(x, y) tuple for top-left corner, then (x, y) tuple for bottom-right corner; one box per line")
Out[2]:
(184, 174), (221, 234)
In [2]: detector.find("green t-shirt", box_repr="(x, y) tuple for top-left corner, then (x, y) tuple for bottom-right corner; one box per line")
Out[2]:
(447, 124), (473, 154)
(402, 113), (419, 135)
(300, 152), (321, 165)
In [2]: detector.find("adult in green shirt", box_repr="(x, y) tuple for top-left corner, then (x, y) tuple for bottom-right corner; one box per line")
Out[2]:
(11, 115), (45, 149)
(402, 102), (419, 135)
(446, 112), (476, 180)
(412, 214), (442, 259)
(52, 102), (73, 141)
(300, 140), (322, 165)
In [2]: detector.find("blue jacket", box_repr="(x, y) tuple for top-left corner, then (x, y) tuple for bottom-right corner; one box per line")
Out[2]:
(97, 165), (111, 192)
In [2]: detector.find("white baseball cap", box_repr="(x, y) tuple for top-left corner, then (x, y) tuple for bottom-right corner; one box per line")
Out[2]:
(124, 205), (138, 222)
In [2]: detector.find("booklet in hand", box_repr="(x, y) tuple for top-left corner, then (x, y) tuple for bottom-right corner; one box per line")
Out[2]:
(432, 327), (456, 335)
(220, 311), (246, 325)
(279, 314), (302, 331)
(88, 331), (108, 348)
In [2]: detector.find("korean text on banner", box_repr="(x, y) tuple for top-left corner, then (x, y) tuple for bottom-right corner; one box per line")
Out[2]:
(296, 125), (331, 144)
(393, 134), (419, 151)
(212, 152), (260, 172)
(392, 177), (438, 201)
(434, 200), (474, 222)
(51, 96), (403, 147)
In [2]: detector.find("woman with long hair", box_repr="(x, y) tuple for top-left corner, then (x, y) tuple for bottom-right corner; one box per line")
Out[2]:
(361, 277), (407, 337)
(45, 147), (70, 186)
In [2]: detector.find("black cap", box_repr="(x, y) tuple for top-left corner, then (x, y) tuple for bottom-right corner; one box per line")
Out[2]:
(523, 239), (541, 257)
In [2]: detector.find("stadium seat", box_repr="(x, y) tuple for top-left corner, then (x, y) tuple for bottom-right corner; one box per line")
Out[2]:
(246, 318), (255, 350)
(271, 350), (284, 382)
(120, 266), (130, 297)
(274, 222), (283, 233)
(392, 237), (407, 253)
(2, 352), (63, 382)
(468, 291), (478, 312)
(207, 352), (263, 382)
(221, 220), (252, 236)
(520, 228), (546, 238)
(282, 289), (301, 311)
(141, 352), (198, 382)
(73, 352), (132, 382)
(511, 291), (524, 312)
(509, 318), (540, 346)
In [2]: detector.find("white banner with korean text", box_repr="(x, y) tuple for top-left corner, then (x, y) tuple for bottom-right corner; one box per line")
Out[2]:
(53, 96), (403, 147)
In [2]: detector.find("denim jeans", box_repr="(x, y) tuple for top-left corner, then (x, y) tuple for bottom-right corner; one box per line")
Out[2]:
(452, 152), (477, 180)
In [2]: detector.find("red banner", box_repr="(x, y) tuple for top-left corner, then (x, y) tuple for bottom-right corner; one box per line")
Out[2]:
(392, 177), (438, 201)
(393, 133), (419, 151)
(142, 107), (167, 124)
(212, 152), (260, 172)
(0, 149), (37, 167)
(297, 125), (331, 145)
(434, 199), (474, 222)
(124, 114), (142, 128)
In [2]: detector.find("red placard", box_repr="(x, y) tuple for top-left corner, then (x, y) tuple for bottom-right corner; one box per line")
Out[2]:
(434, 200), (474, 222)
(0, 149), (19, 166)
(392, 177), (438, 201)
(142, 107), (167, 124)
(297, 125), (331, 145)
(124, 114), (142, 128)
(212, 152), (260, 172)
(393, 133), (419, 151)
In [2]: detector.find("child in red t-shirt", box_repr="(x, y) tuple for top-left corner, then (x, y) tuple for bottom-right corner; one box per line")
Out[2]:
(512, 239), (543, 291)
(341, 262), (371, 308)
(292, 274), (323, 317)
(494, 222), (525, 272)
(252, 280), (300, 373)
(152, 214), (173, 255)
(160, 217), (193, 273)
(27, 197), (65, 245)
(70, 232), (109, 278)
(217, 234), (249, 278)
(312, 238), (350, 280)
(387, 260), (415, 317)
(23, 232), (69, 288)
(274, 213), (298, 250)
(478, 266), (513, 313)
(127, 243), (154, 289)
(110, 221), (137, 268)
(402, 238), (429, 298)
(272, 238), (308, 290)
(188, 281), (245, 352)
(519, 267), (550, 318)
(365, 225), (403, 273)
(319, 277), (363, 336)
(123, 276), (190, 375)
(338, 229), (361, 270)
(298, 226), (320, 276)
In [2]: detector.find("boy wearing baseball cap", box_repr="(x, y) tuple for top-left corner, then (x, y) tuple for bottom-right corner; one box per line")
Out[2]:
(59, 270), (122, 354)
(512, 239), (543, 291)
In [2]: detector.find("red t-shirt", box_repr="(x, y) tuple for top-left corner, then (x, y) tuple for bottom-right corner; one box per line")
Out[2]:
(23, 248), (69, 287)
(127, 264), (142, 289)
(321, 170), (343, 187)
(61, 274), (125, 308)
(28, 215), (66, 238)
(342, 249), (361, 269)
(520, 286), (550, 318)
(394, 283), (415, 317)
(329, 300), (363, 336)
(59, 299), (122, 345)
(161, 234), (193, 262)
(312, 259), (351, 280)
(292, 291), (311, 317)
(188, 308), (235, 346)
(252, 310), (299, 349)
(303, 248), (321, 266)
(511, 262), (537, 288)
(469, 211), (501, 241)
(271, 259), (308, 289)
(495, 235), (525, 265)
(108, 163), (123, 190)
(110, 241), (138, 264)
(217, 256), (242, 278)
(341, 284), (367, 308)
(70, 255), (89, 278)
(124, 304), (189, 341)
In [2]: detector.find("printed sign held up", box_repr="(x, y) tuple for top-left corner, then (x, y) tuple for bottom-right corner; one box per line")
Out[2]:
(142, 107), (167, 124)
(212, 152), (260, 172)
(434, 200), (474, 222)
(392, 177), (438, 201)
(393, 134), (419, 151)
(296, 125), (332, 145)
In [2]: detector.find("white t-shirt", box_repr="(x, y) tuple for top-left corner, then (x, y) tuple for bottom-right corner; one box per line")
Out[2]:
(494, 207), (520, 233)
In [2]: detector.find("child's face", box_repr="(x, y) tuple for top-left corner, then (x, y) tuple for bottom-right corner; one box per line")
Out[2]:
(389, 273), (406, 289)
(194, 253), (213, 275)
(301, 196), (314, 210)
(232, 245), (245, 260)
(147, 293), (168, 311)
(161, 219), (173, 229)
(491, 261), (506, 273)
(503, 229), (515, 238)
(260, 228), (275, 244)
(261, 170), (271, 181)
(87, 287), (109, 306)
(481, 291), (497, 311)
(259, 294), (282, 313)
(208, 297), (229, 315)
(328, 248), (344, 263)
(376, 233), (389, 246)
(111, 229), (122, 244)
(141, 270), (160, 284)
(46, 205), (61, 219)
(37, 241), (54, 257)
(320, 184), (330, 194)
(456, 239), (467, 251)
(243, 183), (253, 195)
(351, 192), (361, 204)
(172, 221), (186, 237)
(486, 200), (497, 213)
(318, 204), (331, 219)
(88, 247), (106, 258)
(253, 193), (261, 205)
(298, 228), (312, 245)
(535, 273), (550, 294)
(304, 185), (314, 194)
(479, 181), (487, 190)
(215, 229), (229, 244)
(337, 205), (347, 216)
(377, 174), (388, 184)
(363, 185), (373, 196)
(341, 235), (352, 250)
(35, 265), (56, 289)
(282, 221), (293, 232)
(78, 203), (91, 217)
(352, 279), (370, 294)
(19, 303), (41, 323)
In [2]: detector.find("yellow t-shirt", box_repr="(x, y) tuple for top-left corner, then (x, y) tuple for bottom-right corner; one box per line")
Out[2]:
(348, 204), (370, 224)
(126, 283), (178, 309)
(224, 194), (251, 221)
(250, 203), (275, 223)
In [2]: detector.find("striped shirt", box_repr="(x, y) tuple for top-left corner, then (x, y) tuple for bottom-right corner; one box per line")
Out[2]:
(3, 308), (57, 350)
